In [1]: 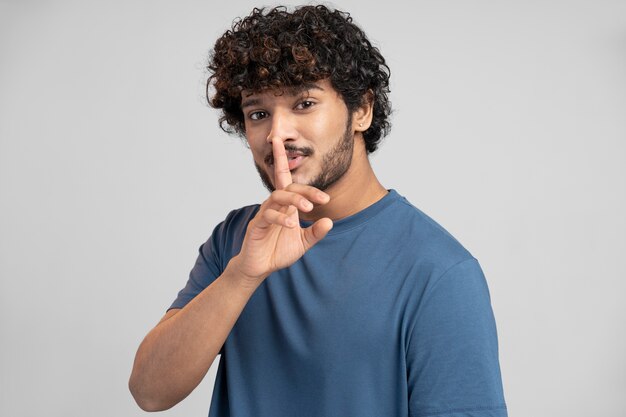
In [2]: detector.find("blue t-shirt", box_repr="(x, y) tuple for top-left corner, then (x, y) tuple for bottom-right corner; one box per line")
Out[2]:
(170, 190), (507, 417)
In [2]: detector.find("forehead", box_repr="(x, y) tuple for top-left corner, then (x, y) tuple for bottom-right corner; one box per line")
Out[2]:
(240, 79), (337, 108)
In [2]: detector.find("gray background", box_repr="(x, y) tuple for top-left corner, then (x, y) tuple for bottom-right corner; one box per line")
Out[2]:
(1, 0), (625, 416)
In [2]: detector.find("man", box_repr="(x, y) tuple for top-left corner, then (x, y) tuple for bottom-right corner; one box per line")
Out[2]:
(129, 5), (507, 417)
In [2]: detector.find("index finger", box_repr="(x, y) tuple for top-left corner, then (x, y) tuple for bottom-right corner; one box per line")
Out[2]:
(272, 139), (293, 190)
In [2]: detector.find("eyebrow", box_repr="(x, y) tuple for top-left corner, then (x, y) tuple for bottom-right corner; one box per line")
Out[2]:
(241, 82), (325, 109)
(241, 97), (262, 109)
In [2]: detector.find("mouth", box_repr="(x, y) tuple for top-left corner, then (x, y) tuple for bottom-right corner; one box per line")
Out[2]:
(266, 149), (311, 171)
(286, 154), (306, 171)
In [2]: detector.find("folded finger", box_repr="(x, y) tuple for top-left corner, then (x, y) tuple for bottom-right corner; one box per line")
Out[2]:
(262, 207), (297, 228)
(283, 183), (331, 205)
(267, 190), (314, 212)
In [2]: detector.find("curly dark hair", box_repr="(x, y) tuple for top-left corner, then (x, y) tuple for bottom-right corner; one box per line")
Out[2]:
(206, 5), (392, 153)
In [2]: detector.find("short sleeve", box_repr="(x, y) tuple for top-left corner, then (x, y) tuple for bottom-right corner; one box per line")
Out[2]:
(406, 258), (507, 417)
(168, 221), (226, 311)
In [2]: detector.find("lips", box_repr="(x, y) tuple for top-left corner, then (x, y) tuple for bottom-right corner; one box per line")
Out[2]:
(267, 149), (310, 171)
(287, 154), (305, 171)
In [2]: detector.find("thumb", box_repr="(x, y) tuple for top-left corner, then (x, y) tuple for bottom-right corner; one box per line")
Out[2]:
(301, 218), (333, 251)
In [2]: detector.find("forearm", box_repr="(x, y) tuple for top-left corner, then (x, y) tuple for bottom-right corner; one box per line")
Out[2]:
(129, 256), (258, 411)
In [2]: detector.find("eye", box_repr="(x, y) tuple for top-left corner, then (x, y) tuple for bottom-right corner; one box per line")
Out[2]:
(248, 111), (268, 121)
(295, 100), (315, 110)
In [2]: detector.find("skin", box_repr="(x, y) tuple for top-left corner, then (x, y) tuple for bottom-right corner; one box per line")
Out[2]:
(128, 78), (387, 411)
(249, 83), (355, 195)
(243, 78), (388, 223)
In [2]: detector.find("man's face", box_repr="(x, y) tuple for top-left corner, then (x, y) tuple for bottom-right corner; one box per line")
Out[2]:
(241, 79), (355, 192)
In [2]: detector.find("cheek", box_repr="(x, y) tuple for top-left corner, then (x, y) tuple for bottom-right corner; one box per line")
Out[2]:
(311, 113), (347, 144)
(250, 147), (265, 166)
(244, 132), (266, 154)
(247, 140), (268, 167)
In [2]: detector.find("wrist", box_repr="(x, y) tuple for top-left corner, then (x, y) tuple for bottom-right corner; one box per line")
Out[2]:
(224, 255), (266, 291)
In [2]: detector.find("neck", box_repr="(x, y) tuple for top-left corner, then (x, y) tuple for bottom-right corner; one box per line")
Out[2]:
(299, 137), (387, 222)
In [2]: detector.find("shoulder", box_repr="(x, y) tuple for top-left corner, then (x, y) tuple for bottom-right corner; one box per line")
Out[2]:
(210, 203), (260, 244)
(199, 203), (260, 267)
(221, 203), (261, 231)
(385, 190), (475, 269)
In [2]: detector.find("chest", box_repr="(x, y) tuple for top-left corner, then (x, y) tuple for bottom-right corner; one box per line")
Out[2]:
(229, 250), (419, 367)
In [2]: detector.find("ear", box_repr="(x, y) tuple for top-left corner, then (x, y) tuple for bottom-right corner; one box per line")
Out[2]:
(352, 89), (374, 133)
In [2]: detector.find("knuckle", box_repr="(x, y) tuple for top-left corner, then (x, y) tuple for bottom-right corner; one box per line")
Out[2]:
(269, 190), (285, 200)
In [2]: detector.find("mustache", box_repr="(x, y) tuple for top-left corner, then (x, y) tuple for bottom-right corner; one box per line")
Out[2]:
(264, 144), (314, 165)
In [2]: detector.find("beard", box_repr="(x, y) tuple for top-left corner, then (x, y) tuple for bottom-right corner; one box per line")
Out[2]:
(254, 114), (354, 193)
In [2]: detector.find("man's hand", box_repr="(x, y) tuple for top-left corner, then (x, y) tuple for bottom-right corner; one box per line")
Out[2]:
(232, 139), (333, 286)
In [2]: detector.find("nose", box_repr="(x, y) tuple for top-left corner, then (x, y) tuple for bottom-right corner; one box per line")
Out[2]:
(266, 109), (298, 145)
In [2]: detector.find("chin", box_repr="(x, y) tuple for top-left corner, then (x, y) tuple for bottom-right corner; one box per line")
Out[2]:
(283, 164), (308, 181)
(289, 173), (308, 185)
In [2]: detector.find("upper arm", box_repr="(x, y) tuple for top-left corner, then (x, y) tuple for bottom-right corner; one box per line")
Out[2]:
(406, 258), (507, 417)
